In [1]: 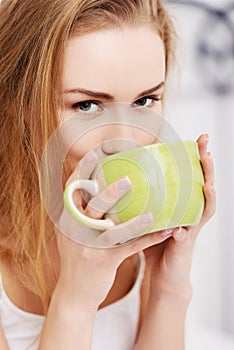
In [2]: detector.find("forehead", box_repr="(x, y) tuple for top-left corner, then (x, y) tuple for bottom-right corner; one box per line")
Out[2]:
(63, 26), (165, 97)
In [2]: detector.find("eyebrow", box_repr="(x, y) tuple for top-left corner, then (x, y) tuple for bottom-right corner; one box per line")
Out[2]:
(63, 81), (165, 101)
(136, 81), (164, 99)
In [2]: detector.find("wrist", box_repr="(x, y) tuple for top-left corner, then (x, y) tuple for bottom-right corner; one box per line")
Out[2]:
(135, 283), (191, 350)
(149, 283), (193, 305)
(52, 276), (99, 315)
(39, 279), (96, 350)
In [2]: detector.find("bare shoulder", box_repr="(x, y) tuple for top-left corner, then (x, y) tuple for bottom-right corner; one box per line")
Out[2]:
(0, 322), (9, 350)
(0, 261), (44, 316)
(0, 259), (22, 349)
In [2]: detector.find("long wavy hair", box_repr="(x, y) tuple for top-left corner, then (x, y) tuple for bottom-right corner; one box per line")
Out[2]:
(0, 0), (176, 310)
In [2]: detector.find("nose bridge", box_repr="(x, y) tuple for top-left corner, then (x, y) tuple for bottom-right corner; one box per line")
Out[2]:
(108, 103), (131, 129)
(101, 103), (136, 153)
(101, 103), (155, 154)
(106, 102), (140, 138)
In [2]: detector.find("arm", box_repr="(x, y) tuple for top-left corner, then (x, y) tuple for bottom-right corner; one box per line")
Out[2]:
(38, 229), (176, 350)
(38, 153), (173, 349)
(135, 285), (191, 349)
(38, 279), (97, 350)
(135, 134), (216, 350)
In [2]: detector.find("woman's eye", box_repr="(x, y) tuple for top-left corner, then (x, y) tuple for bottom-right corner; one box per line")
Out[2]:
(133, 96), (161, 108)
(71, 100), (101, 113)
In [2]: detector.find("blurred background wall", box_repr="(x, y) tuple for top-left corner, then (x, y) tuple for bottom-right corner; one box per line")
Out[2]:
(165, 0), (234, 348)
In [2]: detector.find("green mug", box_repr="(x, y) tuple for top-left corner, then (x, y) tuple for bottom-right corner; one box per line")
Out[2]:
(64, 141), (205, 234)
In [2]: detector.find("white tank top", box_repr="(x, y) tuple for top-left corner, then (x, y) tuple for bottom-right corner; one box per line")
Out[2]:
(0, 253), (145, 350)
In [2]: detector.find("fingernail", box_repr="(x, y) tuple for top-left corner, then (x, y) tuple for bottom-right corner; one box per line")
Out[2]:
(205, 134), (209, 143)
(176, 227), (182, 234)
(117, 177), (132, 195)
(211, 181), (216, 192)
(161, 228), (173, 237)
(173, 227), (184, 240)
(207, 152), (212, 160)
(140, 212), (154, 225)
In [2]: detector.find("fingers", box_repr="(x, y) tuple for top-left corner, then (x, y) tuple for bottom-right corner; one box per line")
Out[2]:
(200, 150), (215, 185)
(66, 150), (99, 185)
(95, 213), (177, 248)
(64, 152), (133, 227)
(197, 133), (209, 159)
(84, 177), (131, 219)
(197, 134), (216, 225)
(95, 212), (154, 247)
(167, 227), (195, 255)
(64, 151), (99, 208)
(199, 180), (216, 226)
(159, 226), (189, 246)
(122, 227), (180, 257)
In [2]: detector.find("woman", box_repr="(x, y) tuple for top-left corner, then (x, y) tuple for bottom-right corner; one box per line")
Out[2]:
(0, 1), (216, 349)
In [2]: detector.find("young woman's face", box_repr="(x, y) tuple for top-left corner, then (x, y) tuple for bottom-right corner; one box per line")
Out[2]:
(62, 25), (165, 164)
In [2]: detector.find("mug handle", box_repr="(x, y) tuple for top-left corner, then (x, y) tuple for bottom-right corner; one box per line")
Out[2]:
(63, 180), (116, 230)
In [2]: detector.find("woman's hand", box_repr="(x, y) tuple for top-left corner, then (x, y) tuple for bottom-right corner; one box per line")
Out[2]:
(55, 151), (177, 311)
(143, 133), (216, 299)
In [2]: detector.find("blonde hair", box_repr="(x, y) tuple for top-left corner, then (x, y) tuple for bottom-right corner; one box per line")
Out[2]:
(0, 0), (176, 309)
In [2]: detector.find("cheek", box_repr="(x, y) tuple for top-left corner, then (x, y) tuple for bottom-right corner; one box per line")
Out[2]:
(152, 102), (163, 116)
(66, 143), (86, 163)
(65, 129), (103, 163)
